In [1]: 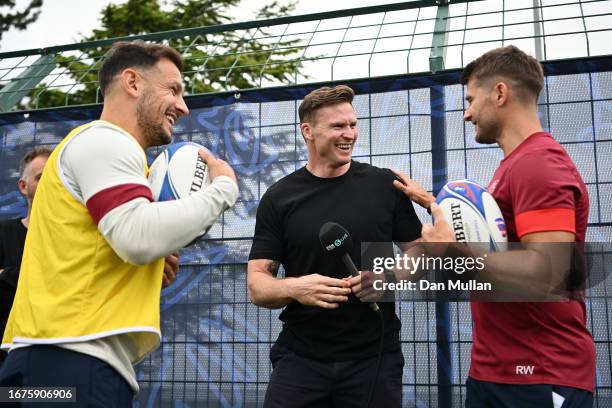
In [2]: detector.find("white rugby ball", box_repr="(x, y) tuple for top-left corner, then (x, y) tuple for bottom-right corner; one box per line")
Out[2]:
(148, 142), (211, 201)
(435, 179), (508, 251)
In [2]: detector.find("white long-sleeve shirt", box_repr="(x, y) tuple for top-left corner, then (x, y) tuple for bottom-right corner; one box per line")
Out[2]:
(13, 121), (239, 392)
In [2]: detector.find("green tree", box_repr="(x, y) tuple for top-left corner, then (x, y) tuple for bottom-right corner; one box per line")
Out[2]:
(0, 0), (42, 43)
(30, 0), (303, 108)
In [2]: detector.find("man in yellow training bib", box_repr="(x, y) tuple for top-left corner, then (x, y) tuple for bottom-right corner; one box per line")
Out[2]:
(0, 41), (239, 407)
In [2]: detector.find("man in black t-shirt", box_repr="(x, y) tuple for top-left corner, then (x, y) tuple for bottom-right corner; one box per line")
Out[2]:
(248, 85), (424, 408)
(0, 147), (51, 366)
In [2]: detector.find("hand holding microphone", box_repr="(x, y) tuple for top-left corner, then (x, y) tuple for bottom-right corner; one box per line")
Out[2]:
(319, 222), (380, 313)
(286, 274), (352, 309)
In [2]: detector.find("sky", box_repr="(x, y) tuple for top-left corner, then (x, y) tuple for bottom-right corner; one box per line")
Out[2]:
(1, 0), (608, 92)
(0, 0), (406, 52)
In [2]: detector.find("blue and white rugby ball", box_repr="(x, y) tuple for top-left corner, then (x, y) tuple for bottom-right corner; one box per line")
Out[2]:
(148, 142), (211, 201)
(435, 179), (507, 251)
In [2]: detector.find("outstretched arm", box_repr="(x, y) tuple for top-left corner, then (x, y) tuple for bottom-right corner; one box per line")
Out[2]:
(422, 203), (575, 297)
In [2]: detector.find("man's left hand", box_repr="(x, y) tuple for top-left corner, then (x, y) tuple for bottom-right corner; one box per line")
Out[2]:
(422, 203), (455, 243)
(346, 271), (385, 302)
(162, 252), (179, 288)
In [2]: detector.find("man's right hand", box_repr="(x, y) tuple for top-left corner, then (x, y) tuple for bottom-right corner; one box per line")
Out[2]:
(286, 274), (352, 309)
(392, 169), (435, 210)
(198, 149), (237, 184)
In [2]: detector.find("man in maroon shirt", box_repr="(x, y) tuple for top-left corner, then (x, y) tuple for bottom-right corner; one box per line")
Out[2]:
(394, 45), (595, 407)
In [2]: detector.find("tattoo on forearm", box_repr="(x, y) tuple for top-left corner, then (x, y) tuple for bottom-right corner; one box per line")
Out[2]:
(266, 261), (280, 276)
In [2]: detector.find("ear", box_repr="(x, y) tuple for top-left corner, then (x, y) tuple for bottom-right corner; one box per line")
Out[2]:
(17, 179), (27, 196)
(493, 81), (509, 106)
(120, 68), (140, 98)
(301, 122), (314, 142)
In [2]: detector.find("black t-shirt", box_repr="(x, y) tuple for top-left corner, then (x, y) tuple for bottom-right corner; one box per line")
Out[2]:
(0, 217), (27, 361)
(249, 161), (422, 361)
(0, 218), (26, 288)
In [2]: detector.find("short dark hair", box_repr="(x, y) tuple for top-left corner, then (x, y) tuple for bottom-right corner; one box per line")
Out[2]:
(19, 146), (52, 179)
(460, 45), (544, 102)
(99, 40), (184, 96)
(299, 85), (355, 123)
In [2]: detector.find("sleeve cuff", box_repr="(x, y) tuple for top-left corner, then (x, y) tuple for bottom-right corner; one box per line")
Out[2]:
(515, 208), (576, 238)
(211, 175), (239, 205)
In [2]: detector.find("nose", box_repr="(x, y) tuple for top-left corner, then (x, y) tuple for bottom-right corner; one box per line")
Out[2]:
(341, 126), (357, 141)
(176, 94), (189, 116)
(463, 108), (472, 123)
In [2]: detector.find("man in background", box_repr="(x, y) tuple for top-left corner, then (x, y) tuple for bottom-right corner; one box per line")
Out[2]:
(0, 147), (51, 366)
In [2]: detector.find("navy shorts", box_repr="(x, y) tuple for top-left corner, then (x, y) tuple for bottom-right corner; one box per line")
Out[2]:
(466, 377), (593, 408)
(0, 345), (133, 407)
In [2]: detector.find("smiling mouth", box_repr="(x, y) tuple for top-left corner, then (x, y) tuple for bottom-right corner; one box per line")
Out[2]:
(336, 143), (352, 151)
(165, 113), (176, 125)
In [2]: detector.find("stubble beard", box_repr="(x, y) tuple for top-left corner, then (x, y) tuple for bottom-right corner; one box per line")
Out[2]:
(136, 89), (171, 148)
(474, 118), (500, 145)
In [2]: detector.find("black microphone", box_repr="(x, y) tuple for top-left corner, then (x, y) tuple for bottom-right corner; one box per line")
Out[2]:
(318, 222), (380, 313)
